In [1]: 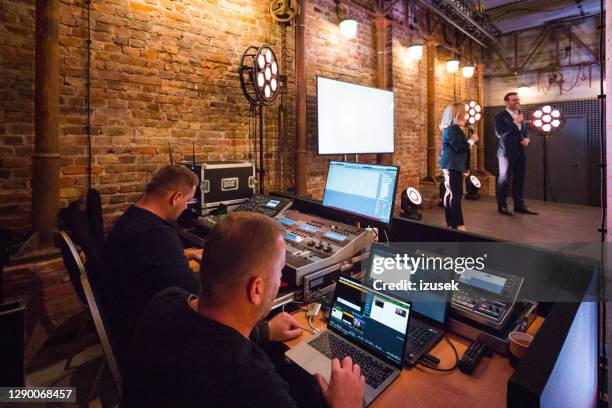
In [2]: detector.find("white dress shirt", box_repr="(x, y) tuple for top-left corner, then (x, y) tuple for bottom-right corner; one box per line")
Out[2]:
(506, 108), (522, 131)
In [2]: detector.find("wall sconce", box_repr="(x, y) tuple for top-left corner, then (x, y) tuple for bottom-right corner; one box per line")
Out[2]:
(336, 0), (357, 39)
(446, 59), (460, 73)
(517, 85), (530, 96)
(339, 19), (357, 39)
(407, 43), (423, 61)
(462, 64), (475, 78)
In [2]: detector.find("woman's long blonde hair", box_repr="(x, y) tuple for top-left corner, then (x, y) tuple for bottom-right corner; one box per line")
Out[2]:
(439, 102), (466, 130)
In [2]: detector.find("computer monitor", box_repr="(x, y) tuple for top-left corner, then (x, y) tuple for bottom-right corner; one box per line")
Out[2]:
(322, 161), (399, 225)
(363, 244), (452, 324)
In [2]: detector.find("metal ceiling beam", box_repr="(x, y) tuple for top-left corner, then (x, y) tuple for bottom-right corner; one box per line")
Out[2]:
(439, 0), (501, 44)
(415, 0), (489, 47)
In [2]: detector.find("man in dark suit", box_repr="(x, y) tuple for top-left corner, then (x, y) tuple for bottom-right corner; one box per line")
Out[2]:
(494, 92), (538, 216)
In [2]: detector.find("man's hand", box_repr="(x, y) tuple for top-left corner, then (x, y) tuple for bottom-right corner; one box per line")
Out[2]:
(515, 113), (524, 124)
(184, 248), (203, 263)
(469, 133), (479, 143)
(315, 357), (365, 408)
(463, 170), (470, 177)
(520, 138), (530, 146)
(268, 312), (303, 342)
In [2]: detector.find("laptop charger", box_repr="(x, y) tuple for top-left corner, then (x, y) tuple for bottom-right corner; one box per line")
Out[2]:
(307, 303), (321, 317)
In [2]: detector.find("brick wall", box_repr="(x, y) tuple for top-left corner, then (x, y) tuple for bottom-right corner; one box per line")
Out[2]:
(1, 0), (479, 365)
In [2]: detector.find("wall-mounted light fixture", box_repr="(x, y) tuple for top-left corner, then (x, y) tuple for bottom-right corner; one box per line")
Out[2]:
(517, 85), (530, 96)
(446, 58), (460, 73)
(336, 0), (357, 39)
(407, 43), (423, 61)
(461, 64), (475, 78)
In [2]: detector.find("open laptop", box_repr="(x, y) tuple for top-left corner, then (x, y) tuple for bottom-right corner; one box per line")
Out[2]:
(286, 276), (410, 406)
(363, 244), (452, 366)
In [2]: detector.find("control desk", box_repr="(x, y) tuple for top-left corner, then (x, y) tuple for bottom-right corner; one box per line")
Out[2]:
(279, 210), (374, 287)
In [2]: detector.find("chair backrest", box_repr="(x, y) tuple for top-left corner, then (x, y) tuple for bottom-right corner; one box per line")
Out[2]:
(86, 189), (105, 248)
(55, 231), (87, 306)
(80, 272), (123, 393)
(58, 201), (104, 287)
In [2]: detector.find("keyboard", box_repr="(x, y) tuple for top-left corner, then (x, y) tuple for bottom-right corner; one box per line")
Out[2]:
(407, 323), (438, 347)
(308, 332), (394, 389)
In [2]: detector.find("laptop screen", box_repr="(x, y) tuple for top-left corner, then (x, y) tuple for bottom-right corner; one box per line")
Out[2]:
(328, 276), (411, 368)
(363, 244), (452, 324)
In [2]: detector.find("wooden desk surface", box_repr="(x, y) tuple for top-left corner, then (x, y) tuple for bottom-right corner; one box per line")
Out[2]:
(286, 312), (543, 408)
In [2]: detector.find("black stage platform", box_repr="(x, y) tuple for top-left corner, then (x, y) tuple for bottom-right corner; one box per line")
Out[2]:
(418, 196), (602, 259)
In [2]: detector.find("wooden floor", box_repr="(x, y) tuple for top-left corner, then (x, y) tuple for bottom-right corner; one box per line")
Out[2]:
(419, 196), (602, 258)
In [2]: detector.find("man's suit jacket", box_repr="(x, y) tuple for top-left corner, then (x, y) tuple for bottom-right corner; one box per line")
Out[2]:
(494, 110), (528, 159)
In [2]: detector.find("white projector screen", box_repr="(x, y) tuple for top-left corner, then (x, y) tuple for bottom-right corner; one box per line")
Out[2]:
(317, 76), (394, 155)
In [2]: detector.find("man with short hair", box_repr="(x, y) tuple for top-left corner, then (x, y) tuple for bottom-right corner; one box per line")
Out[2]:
(103, 164), (203, 361)
(495, 92), (538, 216)
(122, 212), (365, 408)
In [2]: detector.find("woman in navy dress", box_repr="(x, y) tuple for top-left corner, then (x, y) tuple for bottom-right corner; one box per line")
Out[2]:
(439, 102), (479, 231)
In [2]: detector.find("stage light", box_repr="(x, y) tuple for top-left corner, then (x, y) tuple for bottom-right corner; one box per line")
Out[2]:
(239, 44), (281, 107)
(339, 19), (357, 39)
(401, 187), (422, 220)
(462, 65), (475, 78)
(464, 99), (482, 126)
(527, 105), (564, 134)
(465, 175), (481, 200)
(407, 44), (423, 61)
(446, 59), (460, 73)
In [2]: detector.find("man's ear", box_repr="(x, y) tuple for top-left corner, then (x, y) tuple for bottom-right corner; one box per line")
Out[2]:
(247, 276), (265, 306)
(170, 190), (183, 206)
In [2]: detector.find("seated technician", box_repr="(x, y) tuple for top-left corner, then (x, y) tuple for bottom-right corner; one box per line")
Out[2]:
(103, 164), (203, 360)
(122, 212), (365, 408)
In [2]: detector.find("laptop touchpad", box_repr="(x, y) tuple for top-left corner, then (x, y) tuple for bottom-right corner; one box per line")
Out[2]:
(303, 355), (331, 382)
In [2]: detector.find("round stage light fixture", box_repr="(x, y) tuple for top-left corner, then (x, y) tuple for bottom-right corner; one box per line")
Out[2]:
(446, 59), (460, 73)
(401, 187), (423, 220)
(340, 18), (358, 39)
(464, 99), (482, 126)
(239, 44), (281, 107)
(465, 175), (481, 200)
(527, 105), (564, 135)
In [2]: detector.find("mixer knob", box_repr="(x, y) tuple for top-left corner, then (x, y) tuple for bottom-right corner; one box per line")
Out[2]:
(324, 246), (332, 253)
(315, 242), (324, 249)
(307, 241), (315, 247)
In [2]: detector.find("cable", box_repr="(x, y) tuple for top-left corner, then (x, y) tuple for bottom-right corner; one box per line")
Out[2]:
(382, 229), (390, 245)
(416, 336), (459, 372)
(307, 316), (320, 334)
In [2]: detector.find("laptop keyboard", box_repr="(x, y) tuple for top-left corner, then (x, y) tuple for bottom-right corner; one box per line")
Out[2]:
(407, 323), (438, 347)
(308, 332), (394, 389)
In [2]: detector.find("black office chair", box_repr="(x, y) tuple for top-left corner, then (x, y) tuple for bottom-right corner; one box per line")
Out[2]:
(55, 231), (122, 400)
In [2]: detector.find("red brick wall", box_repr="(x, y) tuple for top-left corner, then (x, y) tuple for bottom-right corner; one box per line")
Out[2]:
(1, 0), (479, 365)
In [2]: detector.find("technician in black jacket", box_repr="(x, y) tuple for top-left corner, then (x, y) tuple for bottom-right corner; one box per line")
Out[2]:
(494, 92), (538, 215)
(439, 102), (478, 231)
